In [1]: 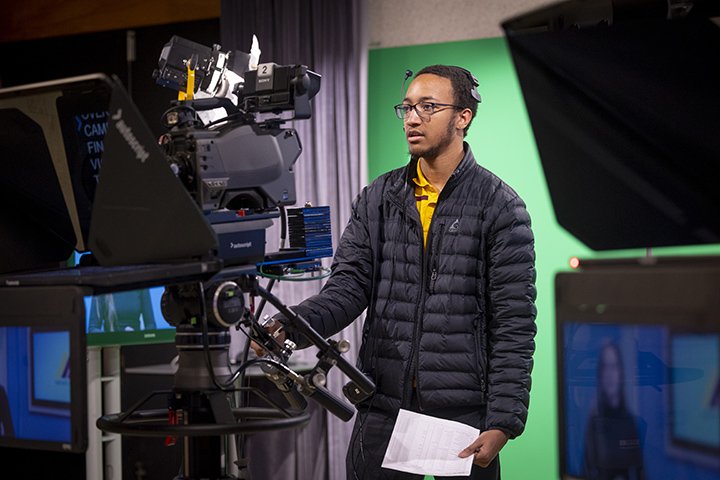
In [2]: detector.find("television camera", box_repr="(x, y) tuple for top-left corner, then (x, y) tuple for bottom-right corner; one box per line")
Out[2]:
(91, 36), (375, 479)
(152, 35), (322, 267)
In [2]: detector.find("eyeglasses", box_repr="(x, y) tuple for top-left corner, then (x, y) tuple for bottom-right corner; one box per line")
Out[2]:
(393, 101), (461, 121)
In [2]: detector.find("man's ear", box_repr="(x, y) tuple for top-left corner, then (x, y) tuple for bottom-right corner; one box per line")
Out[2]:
(456, 108), (473, 131)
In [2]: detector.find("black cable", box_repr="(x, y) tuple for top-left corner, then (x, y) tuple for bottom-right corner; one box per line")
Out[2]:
(232, 275), (282, 479)
(350, 394), (376, 479)
(198, 281), (231, 392)
(224, 356), (288, 379)
(227, 321), (286, 386)
(199, 280), (288, 393)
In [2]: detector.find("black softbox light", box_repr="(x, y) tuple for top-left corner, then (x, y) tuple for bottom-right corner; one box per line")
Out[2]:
(503, 0), (720, 250)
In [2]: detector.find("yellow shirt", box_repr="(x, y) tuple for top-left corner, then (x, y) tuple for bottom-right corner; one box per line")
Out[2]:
(412, 161), (439, 247)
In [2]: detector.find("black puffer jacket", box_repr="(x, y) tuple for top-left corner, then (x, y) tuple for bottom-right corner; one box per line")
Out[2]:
(290, 144), (537, 438)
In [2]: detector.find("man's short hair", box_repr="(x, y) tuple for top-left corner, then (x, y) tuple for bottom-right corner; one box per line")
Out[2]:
(415, 65), (479, 136)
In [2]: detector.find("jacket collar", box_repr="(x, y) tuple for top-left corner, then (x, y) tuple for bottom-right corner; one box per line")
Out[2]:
(388, 142), (476, 206)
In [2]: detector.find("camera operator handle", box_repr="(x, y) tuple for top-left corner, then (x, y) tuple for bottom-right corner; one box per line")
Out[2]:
(255, 285), (376, 399)
(260, 362), (308, 411)
(298, 378), (355, 422)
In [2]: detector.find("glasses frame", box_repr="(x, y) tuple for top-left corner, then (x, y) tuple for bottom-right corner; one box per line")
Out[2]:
(393, 101), (463, 121)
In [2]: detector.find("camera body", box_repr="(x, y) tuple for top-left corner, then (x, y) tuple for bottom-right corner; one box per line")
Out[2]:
(161, 122), (301, 214)
(153, 36), (321, 267)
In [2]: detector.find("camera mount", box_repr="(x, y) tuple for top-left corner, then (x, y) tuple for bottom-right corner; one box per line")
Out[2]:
(97, 271), (375, 479)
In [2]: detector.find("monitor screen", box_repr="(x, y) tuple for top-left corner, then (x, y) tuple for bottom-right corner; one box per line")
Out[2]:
(83, 286), (175, 347)
(71, 252), (175, 347)
(0, 286), (87, 452)
(1, 327), (71, 443)
(669, 334), (720, 457)
(30, 329), (72, 409)
(557, 265), (720, 480)
(561, 322), (719, 480)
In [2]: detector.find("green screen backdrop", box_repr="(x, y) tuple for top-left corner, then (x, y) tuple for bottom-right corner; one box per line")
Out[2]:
(367, 37), (720, 480)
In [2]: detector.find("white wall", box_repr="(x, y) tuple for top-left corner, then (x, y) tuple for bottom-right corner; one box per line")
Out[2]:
(368, 0), (557, 48)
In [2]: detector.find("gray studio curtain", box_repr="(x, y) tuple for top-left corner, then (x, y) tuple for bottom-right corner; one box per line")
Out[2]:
(221, 1), (368, 478)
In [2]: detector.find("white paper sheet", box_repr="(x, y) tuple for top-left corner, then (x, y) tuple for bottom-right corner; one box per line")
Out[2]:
(381, 409), (479, 477)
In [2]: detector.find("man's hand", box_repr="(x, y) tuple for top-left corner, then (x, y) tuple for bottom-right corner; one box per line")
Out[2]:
(458, 429), (508, 467)
(250, 316), (286, 357)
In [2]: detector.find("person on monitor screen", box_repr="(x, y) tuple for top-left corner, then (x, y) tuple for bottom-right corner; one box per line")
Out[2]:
(258, 65), (536, 480)
(0, 383), (14, 437)
(88, 289), (157, 333)
(583, 342), (645, 480)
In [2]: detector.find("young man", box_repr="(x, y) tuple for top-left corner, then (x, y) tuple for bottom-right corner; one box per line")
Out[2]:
(278, 65), (537, 479)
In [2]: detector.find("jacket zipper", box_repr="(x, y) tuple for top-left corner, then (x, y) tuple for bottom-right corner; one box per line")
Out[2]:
(472, 319), (488, 398)
(385, 193), (425, 410)
(429, 222), (445, 294)
(401, 222), (434, 411)
(404, 210), (446, 411)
